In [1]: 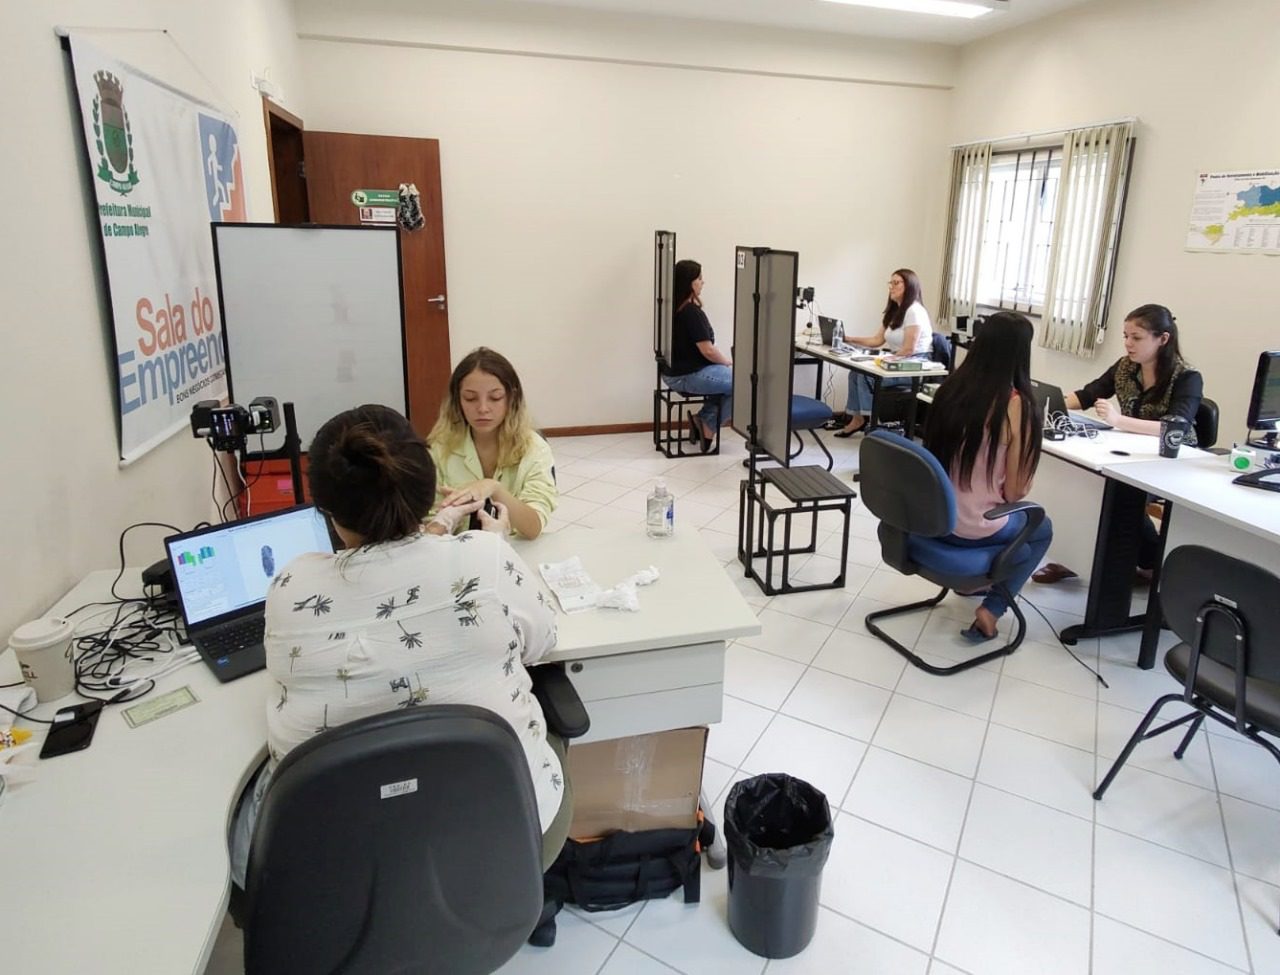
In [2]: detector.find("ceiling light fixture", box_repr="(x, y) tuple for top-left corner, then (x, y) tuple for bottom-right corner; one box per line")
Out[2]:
(820, 0), (1001, 20)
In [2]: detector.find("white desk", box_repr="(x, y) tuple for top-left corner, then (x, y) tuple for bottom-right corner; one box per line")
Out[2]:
(1035, 434), (1212, 651)
(0, 526), (759, 975)
(1103, 455), (1280, 544)
(1100, 455), (1280, 667)
(794, 340), (946, 436)
(527, 527), (761, 741)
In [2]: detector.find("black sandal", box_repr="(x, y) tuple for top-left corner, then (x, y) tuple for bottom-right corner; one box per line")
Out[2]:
(833, 419), (866, 439)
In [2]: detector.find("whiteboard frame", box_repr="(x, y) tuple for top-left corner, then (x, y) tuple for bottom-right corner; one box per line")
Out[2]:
(210, 222), (408, 449)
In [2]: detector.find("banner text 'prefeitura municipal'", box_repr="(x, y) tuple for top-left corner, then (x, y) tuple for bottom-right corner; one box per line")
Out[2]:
(69, 35), (245, 462)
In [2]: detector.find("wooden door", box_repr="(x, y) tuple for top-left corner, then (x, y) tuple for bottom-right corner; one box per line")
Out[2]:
(301, 131), (451, 434)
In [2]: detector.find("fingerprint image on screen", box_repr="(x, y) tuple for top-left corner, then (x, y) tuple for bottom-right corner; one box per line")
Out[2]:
(261, 545), (275, 577)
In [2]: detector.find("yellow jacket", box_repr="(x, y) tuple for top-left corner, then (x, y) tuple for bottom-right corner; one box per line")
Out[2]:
(428, 432), (558, 531)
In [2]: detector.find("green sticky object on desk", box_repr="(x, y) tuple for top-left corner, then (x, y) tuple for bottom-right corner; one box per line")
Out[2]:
(122, 686), (200, 729)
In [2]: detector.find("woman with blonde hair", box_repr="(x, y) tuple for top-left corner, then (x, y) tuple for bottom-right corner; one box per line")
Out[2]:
(428, 347), (557, 539)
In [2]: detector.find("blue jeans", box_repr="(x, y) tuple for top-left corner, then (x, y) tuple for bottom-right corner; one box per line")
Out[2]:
(663, 364), (732, 429)
(944, 511), (1054, 618)
(845, 372), (913, 416)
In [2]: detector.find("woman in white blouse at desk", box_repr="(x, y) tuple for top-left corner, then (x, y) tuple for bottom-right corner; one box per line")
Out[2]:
(229, 404), (570, 887)
(834, 268), (933, 437)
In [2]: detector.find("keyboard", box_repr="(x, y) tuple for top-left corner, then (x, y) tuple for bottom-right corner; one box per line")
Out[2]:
(198, 616), (266, 656)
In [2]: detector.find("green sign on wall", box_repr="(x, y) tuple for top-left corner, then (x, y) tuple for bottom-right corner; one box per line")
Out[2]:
(350, 188), (400, 207)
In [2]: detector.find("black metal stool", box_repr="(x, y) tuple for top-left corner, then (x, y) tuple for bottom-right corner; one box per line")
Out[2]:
(653, 385), (721, 458)
(738, 465), (856, 596)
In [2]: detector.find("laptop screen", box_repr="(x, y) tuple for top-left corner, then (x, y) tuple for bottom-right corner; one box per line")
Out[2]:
(166, 505), (334, 627)
(817, 316), (841, 346)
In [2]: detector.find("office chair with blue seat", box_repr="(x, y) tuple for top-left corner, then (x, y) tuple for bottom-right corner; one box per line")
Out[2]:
(788, 394), (836, 470)
(858, 430), (1046, 675)
(242, 667), (589, 975)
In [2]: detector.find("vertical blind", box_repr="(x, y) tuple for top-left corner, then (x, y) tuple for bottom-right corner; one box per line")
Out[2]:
(1040, 121), (1135, 355)
(938, 142), (991, 325)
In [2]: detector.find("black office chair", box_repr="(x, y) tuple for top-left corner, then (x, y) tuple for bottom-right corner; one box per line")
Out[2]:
(859, 430), (1046, 675)
(872, 331), (952, 428)
(1187, 396), (1218, 450)
(243, 667), (589, 974)
(1094, 545), (1280, 933)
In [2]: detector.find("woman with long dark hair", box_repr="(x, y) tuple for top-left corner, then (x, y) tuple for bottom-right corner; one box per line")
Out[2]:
(924, 312), (1053, 642)
(1034, 303), (1202, 584)
(1065, 304), (1202, 438)
(661, 258), (733, 451)
(836, 268), (933, 437)
(229, 404), (570, 887)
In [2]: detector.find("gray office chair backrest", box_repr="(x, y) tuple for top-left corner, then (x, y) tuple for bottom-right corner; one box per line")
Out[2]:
(1161, 545), (1280, 683)
(244, 705), (544, 975)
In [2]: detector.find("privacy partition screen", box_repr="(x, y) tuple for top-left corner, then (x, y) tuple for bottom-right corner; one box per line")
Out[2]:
(212, 223), (407, 450)
(654, 230), (677, 364)
(732, 247), (799, 466)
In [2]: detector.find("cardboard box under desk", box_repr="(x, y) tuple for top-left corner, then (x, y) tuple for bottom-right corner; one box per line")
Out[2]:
(567, 726), (708, 839)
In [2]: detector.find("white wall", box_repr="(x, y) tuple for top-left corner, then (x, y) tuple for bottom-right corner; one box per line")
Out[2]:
(950, 0), (1280, 444)
(296, 0), (957, 428)
(0, 0), (306, 643)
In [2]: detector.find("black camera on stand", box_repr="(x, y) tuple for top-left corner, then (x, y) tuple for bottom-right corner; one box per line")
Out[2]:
(795, 285), (815, 310)
(190, 397), (281, 452)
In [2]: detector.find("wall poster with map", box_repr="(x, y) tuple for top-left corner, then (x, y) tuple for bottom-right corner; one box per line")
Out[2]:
(1185, 169), (1280, 254)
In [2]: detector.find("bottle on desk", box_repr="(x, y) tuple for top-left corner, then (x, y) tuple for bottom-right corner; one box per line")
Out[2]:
(832, 321), (844, 350)
(646, 479), (674, 538)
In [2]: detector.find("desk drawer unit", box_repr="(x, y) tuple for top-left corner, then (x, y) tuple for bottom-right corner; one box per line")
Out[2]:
(564, 641), (725, 743)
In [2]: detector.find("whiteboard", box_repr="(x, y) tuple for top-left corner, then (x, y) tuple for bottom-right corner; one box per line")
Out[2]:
(212, 223), (407, 449)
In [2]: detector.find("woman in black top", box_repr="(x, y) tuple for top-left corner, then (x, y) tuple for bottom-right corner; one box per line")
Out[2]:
(1065, 304), (1203, 441)
(1035, 304), (1203, 584)
(661, 259), (733, 451)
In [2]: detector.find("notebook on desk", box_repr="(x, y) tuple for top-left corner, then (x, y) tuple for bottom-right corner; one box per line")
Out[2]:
(165, 505), (335, 682)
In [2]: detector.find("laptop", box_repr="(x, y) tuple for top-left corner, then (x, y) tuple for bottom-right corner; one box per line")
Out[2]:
(1030, 380), (1113, 431)
(817, 315), (842, 347)
(166, 505), (335, 682)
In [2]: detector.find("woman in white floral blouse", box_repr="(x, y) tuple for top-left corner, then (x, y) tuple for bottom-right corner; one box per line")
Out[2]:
(230, 404), (569, 886)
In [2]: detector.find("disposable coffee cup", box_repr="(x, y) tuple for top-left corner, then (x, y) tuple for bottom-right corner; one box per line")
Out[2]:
(9, 617), (76, 703)
(1159, 417), (1189, 459)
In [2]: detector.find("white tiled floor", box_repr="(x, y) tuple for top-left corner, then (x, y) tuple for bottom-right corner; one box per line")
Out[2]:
(206, 430), (1280, 974)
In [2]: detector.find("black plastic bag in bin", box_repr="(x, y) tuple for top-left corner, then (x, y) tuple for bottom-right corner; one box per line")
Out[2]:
(724, 773), (834, 959)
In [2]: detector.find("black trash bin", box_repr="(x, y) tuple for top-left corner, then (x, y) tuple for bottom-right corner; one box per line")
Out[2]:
(724, 773), (834, 959)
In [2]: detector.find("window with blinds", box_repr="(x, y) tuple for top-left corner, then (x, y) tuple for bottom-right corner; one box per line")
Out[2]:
(940, 121), (1135, 357)
(975, 146), (1061, 315)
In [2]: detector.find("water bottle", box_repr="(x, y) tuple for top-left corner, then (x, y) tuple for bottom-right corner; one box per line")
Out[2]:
(646, 479), (674, 538)
(832, 320), (844, 350)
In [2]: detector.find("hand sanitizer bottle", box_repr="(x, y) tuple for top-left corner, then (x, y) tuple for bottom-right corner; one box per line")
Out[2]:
(646, 479), (674, 537)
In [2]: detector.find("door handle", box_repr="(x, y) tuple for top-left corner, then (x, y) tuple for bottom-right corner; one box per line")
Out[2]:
(427, 294), (446, 306)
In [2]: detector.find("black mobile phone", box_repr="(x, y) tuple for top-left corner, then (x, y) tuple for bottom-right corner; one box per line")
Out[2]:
(39, 701), (104, 759)
(468, 499), (499, 531)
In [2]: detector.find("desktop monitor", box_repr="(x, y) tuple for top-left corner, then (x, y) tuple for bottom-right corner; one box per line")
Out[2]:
(1246, 350), (1280, 434)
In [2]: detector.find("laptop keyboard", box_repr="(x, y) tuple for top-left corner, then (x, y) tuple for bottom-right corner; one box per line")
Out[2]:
(199, 616), (266, 656)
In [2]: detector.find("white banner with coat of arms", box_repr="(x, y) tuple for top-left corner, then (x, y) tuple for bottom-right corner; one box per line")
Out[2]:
(69, 35), (245, 463)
